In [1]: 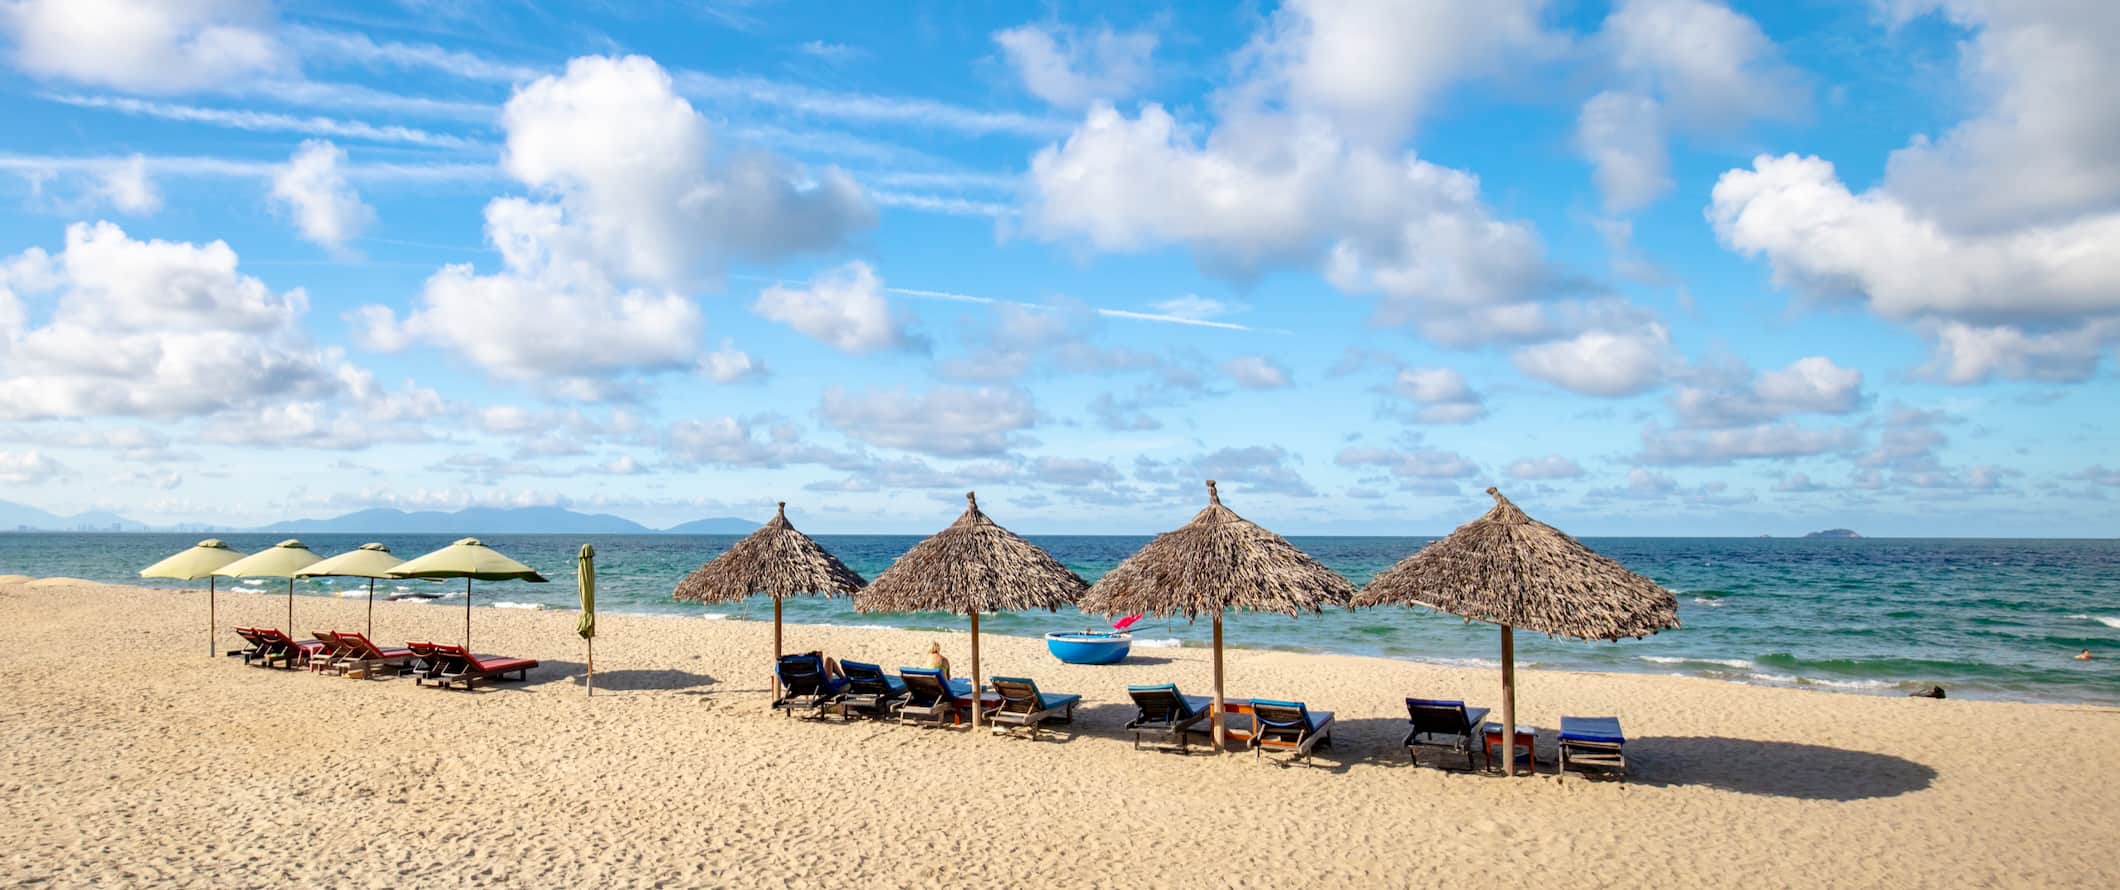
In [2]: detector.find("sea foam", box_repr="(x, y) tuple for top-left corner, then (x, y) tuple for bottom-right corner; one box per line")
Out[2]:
(2068, 614), (2120, 629)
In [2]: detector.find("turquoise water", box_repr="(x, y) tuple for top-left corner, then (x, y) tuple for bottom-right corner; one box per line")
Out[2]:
(4, 533), (2115, 705)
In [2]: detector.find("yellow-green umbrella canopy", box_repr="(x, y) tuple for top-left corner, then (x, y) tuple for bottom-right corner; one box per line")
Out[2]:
(296, 543), (404, 640)
(389, 538), (547, 650)
(215, 539), (323, 638)
(578, 544), (596, 697)
(141, 539), (248, 657)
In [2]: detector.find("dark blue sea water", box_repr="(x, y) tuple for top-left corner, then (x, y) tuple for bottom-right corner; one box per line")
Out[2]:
(4, 533), (2115, 705)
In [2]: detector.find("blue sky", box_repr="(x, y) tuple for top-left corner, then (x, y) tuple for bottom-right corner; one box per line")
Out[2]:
(1, 0), (2116, 536)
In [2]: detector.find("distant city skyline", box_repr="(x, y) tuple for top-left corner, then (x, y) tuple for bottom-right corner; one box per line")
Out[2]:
(1, 1), (2117, 537)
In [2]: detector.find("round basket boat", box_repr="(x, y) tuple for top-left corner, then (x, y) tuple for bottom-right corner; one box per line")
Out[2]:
(1045, 631), (1132, 665)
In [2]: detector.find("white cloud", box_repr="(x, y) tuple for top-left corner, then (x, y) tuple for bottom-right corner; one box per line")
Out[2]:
(358, 55), (874, 386)
(2, 0), (289, 92)
(1512, 324), (1673, 397)
(269, 140), (374, 250)
(0, 221), (345, 420)
(1135, 445), (1319, 498)
(1671, 356), (1864, 427)
(993, 23), (1156, 108)
(663, 416), (822, 468)
(700, 339), (767, 383)
(753, 261), (921, 354)
(1507, 455), (1584, 480)
(1335, 444), (1480, 494)
(1222, 355), (1290, 390)
(1149, 295), (1240, 320)
(819, 385), (1036, 458)
(1710, 153), (2120, 381)
(47, 94), (478, 149)
(284, 25), (543, 84)
(1639, 421), (1857, 466)
(1576, 90), (1669, 213)
(1389, 367), (1486, 424)
(1580, 0), (1802, 212)
(96, 154), (160, 214)
(0, 448), (62, 483)
(1252, 0), (1559, 146)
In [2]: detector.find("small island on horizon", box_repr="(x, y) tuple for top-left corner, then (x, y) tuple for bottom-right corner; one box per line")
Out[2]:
(1803, 528), (1863, 539)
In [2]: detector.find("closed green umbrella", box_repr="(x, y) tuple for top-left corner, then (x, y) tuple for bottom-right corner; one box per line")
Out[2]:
(214, 540), (324, 640)
(140, 539), (248, 657)
(389, 538), (547, 651)
(578, 544), (596, 697)
(294, 543), (404, 640)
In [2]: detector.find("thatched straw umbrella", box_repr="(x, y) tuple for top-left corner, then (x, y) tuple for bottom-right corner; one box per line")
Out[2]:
(1355, 487), (1679, 775)
(672, 502), (866, 701)
(856, 492), (1086, 729)
(1079, 480), (1355, 751)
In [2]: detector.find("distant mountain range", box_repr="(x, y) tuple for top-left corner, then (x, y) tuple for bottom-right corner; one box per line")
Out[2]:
(1, 500), (757, 535)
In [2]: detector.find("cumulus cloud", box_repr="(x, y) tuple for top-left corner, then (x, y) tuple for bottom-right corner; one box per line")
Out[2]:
(357, 55), (872, 388)
(1638, 421), (1857, 465)
(1222, 355), (1290, 390)
(1670, 356), (1865, 427)
(753, 262), (922, 354)
(1335, 444), (1480, 495)
(96, 154), (161, 214)
(819, 385), (1036, 458)
(0, 221), (344, 420)
(993, 22), (1155, 108)
(663, 415), (827, 467)
(1134, 446), (1319, 498)
(1512, 323), (1674, 397)
(1, 0), (290, 93)
(1576, 91), (1670, 213)
(1506, 455), (1584, 480)
(700, 339), (767, 383)
(1388, 367), (1486, 423)
(0, 448), (62, 483)
(269, 140), (373, 250)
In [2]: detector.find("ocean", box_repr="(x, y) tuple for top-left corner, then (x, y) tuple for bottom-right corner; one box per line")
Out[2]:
(4, 533), (2115, 705)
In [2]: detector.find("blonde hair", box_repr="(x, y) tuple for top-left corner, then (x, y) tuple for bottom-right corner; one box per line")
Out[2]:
(928, 641), (941, 654)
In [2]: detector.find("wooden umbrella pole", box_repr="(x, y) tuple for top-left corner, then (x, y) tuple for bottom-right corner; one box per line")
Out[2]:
(772, 597), (784, 705)
(969, 612), (983, 730)
(586, 637), (594, 698)
(1211, 613), (1226, 753)
(366, 579), (375, 639)
(208, 577), (216, 658)
(464, 578), (473, 650)
(286, 579), (294, 636)
(1500, 624), (1517, 777)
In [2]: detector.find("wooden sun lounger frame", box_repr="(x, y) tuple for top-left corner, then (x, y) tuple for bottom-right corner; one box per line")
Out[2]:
(1125, 686), (1213, 753)
(982, 677), (1081, 741)
(414, 643), (536, 690)
(1248, 700), (1335, 762)
(834, 661), (907, 721)
(1403, 698), (1492, 772)
(894, 669), (961, 728)
(1557, 719), (1628, 781)
(770, 655), (843, 719)
(328, 631), (416, 679)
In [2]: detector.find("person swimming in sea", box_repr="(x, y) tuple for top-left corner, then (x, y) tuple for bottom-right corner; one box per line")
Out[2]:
(2077, 649), (2094, 661)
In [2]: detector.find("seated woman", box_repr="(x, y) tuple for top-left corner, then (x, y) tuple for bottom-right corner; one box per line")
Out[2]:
(924, 641), (951, 681)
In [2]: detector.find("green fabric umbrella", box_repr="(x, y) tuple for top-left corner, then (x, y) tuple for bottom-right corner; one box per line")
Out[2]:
(213, 540), (323, 640)
(294, 543), (403, 641)
(389, 538), (548, 651)
(140, 539), (248, 657)
(577, 544), (596, 696)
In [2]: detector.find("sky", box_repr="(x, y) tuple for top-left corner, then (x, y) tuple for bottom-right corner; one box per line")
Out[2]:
(0, 0), (2117, 537)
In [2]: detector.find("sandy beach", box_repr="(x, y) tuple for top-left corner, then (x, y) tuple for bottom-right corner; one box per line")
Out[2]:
(1, 579), (2113, 888)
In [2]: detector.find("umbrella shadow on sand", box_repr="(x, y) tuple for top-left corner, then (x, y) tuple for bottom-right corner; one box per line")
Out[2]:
(514, 660), (720, 693)
(1623, 736), (1937, 800)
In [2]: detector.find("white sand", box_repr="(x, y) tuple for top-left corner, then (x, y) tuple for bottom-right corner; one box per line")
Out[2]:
(2, 580), (2114, 888)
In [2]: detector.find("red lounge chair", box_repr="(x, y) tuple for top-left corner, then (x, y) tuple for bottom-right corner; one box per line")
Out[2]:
(414, 643), (537, 689)
(307, 631), (355, 673)
(329, 631), (415, 678)
(229, 627), (270, 663)
(247, 628), (325, 670)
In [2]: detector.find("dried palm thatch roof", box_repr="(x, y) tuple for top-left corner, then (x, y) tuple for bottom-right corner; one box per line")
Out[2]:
(856, 492), (1086, 615)
(672, 502), (865, 603)
(1080, 480), (1355, 620)
(1354, 487), (1679, 640)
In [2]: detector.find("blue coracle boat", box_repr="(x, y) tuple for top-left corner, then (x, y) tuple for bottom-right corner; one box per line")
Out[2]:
(1045, 631), (1132, 665)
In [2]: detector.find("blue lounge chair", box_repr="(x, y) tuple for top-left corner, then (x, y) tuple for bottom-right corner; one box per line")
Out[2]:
(1248, 699), (1334, 762)
(836, 660), (908, 720)
(895, 667), (970, 727)
(1125, 684), (1213, 752)
(1403, 698), (1491, 771)
(1558, 716), (1627, 780)
(773, 653), (847, 719)
(983, 676), (1082, 739)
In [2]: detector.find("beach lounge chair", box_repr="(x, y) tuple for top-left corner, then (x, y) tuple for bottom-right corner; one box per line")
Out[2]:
(403, 641), (449, 681)
(307, 631), (354, 673)
(835, 660), (908, 720)
(415, 643), (538, 690)
(1124, 684), (1213, 752)
(1557, 716), (1627, 780)
(1403, 698), (1492, 771)
(246, 628), (324, 670)
(228, 627), (271, 663)
(895, 668), (970, 727)
(771, 653), (847, 718)
(983, 677), (1082, 740)
(330, 631), (415, 679)
(1248, 699), (1334, 762)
